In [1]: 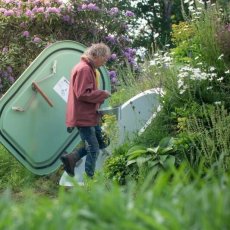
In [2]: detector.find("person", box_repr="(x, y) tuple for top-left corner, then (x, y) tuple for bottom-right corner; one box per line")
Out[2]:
(60, 42), (111, 178)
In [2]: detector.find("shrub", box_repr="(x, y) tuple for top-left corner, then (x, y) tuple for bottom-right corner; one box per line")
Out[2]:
(185, 104), (230, 171)
(0, 0), (137, 94)
(1, 168), (230, 230)
(171, 21), (197, 64)
(103, 154), (128, 185)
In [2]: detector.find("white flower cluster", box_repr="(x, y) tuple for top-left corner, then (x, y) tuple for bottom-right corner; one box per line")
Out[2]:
(177, 65), (219, 94)
(149, 51), (172, 68)
(183, 0), (216, 20)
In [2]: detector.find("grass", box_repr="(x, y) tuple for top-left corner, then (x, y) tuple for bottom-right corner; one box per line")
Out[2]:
(0, 165), (229, 230)
(0, 144), (61, 200)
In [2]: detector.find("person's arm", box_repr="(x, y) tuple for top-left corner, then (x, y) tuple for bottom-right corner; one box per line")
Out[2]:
(73, 67), (110, 104)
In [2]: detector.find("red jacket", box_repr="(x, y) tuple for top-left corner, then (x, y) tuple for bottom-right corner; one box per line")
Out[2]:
(66, 57), (109, 127)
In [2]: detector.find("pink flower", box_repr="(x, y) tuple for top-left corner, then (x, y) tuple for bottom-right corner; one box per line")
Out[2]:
(2, 47), (8, 53)
(108, 7), (119, 16)
(33, 37), (42, 43)
(54, 0), (63, 4)
(125, 10), (134, 17)
(34, 0), (41, 5)
(0, 8), (6, 13)
(22, 31), (30, 38)
(105, 35), (116, 44)
(37, 7), (45, 13)
(7, 66), (13, 73)
(81, 4), (88, 10)
(109, 53), (117, 61)
(46, 7), (61, 14)
(25, 10), (33, 18)
(111, 77), (117, 83)
(32, 7), (38, 13)
(4, 9), (14, 16)
(14, 8), (22, 17)
(226, 24), (230, 32)
(87, 3), (99, 11)
(109, 70), (117, 80)
(4, 0), (13, 4)
(8, 76), (15, 83)
(63, 15), (70, 22)
(20, 22), (27, 28)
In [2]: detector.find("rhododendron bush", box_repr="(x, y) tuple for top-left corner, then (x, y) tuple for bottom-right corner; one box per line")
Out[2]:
(0, 0), (136, 95)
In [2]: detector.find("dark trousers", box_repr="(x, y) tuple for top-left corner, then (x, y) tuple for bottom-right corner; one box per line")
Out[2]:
(76, 125), (105, 177)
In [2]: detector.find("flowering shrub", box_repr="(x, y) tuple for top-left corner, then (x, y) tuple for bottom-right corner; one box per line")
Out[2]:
(177, 65), (218, 95)
(0, 0), (136, 95)
(171, 21), (197, 64)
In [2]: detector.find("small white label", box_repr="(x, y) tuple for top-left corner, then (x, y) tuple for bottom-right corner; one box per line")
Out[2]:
(53, 77), (69, 103)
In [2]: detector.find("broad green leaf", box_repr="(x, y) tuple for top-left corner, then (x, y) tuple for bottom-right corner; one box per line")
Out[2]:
(126, 159), (137, 166)
(126, 145), (146, 156)
(159, 155), (168, 162)
(159, 146), (174, 155)
(127, 150), (147, 160)
(159, 137), (174, 148)
(148, 159), (159, 168)
(136, 156), (152, 167)
(147, 147), (158, 154)
(164, 156), (176, 168)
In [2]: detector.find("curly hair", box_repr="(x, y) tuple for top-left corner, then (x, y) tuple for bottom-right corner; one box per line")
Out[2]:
(84, 43), (111, 59)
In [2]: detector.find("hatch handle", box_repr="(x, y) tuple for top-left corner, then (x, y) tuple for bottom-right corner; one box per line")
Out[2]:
(32, 82), (54, 107)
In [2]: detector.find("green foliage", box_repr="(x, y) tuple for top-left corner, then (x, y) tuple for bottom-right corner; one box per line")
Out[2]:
(131, 0), (186, 51)
(1, 168), (230, 229)
(136, 110), (171, 146)
(185, 105), (230, 171)
(126, 137), (177, 174)
(191, 8), (226, 72)
(216, 21), (230, 65)
(104, 136), (182, 186)
(109, 88), (135, 107)
(126, 145), (147, 161)
(140, 51), (176, 90)
(109, 68), (162, 107)
(171, 6), (230, 73)
(103, 142), (135, 185)
(0, 144), (60, 196)
(129, 4), (230, 177)
(171, 21), (197, 63)
(148, 137), (176, 155)
(112, 142), (132, 157)
(103, 155), (128, 185)
(0, 145), (36, 192)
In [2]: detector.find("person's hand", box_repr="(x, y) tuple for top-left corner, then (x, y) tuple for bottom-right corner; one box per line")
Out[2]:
(104, 90), (111, 97)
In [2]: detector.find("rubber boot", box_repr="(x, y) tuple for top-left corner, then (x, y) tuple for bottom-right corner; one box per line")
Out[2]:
(60, 151), (81, 177)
